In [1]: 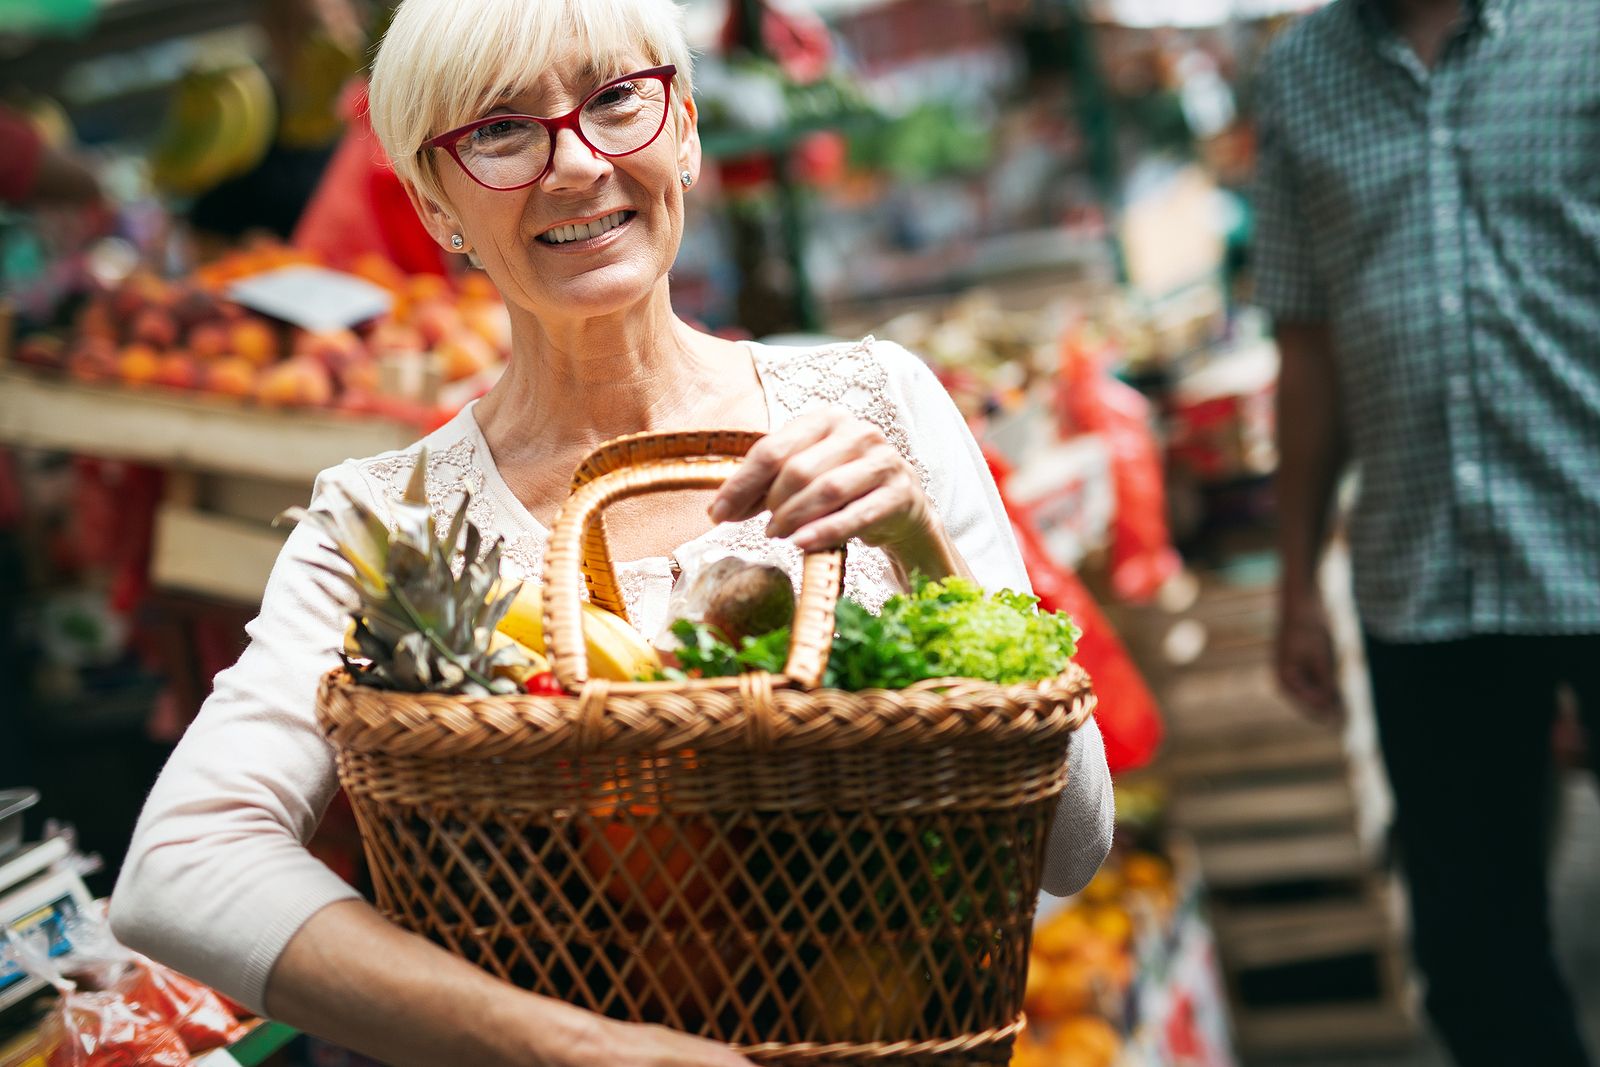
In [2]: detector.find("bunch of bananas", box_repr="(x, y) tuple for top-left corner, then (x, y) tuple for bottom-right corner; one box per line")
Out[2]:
(149, 62), (276, 198)
(496, 586), (661, 683)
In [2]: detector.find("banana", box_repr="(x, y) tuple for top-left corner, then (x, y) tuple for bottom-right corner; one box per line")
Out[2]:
(580, 597), (664, 681)
(496, 585), (661, 682)
(488, 631), (549, 684)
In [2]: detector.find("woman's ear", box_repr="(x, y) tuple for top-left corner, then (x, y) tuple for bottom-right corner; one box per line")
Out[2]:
(401, 179), (469, 253)
(675, 94), (702, 189)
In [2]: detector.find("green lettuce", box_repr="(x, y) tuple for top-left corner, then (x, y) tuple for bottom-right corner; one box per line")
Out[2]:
(655, 576), (1077, 690)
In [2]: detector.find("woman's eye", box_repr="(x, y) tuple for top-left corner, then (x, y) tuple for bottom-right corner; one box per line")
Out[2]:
(469, 120), (523, 144)
(592, 82), (639, 108)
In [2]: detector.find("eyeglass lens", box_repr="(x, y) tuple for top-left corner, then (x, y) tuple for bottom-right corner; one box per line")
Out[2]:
(455, 76), (669, 189)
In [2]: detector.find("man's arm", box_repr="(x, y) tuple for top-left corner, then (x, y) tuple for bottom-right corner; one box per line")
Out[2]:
(1274, 319), (1348, 721)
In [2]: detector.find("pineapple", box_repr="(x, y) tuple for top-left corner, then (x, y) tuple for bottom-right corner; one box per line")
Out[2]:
(278, 448), (529, 695)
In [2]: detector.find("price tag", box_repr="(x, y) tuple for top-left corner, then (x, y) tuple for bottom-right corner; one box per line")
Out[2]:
(228, 265), (394, 331)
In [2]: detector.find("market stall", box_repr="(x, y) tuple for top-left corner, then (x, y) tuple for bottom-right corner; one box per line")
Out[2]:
(0, 1), (1427, 1065)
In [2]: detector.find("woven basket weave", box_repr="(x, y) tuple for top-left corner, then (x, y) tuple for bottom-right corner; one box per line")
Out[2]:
(317, 430), (1096, 1065)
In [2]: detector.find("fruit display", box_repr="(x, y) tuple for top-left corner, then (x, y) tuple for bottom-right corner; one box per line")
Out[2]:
(10, 241), (513, 427)
(1013, 845), (1180, 1067)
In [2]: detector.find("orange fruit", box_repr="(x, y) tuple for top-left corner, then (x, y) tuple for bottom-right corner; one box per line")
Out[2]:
(1033, 907), (1092, 962)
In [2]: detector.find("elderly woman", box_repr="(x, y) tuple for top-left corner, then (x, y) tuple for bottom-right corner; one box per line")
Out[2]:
(110, 0), (1114, 1063)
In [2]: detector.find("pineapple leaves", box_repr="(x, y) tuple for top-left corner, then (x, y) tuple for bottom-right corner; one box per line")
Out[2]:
(277, 449), (532, 695)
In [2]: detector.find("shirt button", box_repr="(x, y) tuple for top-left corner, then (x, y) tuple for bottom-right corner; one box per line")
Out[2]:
(1449, 376), (1471, 401)
(1432, 127), (1452, 149)
(1457, 461), (1482, 488)
(1440, 293), (1463, 315)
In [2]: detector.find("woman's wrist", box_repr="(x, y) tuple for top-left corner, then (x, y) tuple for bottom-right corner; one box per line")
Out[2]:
(883, 514), (972, 589)
(494, 989), (608, 1067)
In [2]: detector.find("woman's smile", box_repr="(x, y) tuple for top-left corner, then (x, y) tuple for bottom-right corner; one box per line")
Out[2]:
(534, 208), (637, 249)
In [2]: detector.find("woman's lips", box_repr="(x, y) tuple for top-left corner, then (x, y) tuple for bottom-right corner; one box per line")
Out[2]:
(535, 210), (636, 249)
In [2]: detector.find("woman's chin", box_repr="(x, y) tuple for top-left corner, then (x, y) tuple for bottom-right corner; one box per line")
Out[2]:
(528, 262), (662, 320)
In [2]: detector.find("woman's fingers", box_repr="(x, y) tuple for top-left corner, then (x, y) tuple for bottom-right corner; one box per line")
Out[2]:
(789, 485), (908, 551)
(764, 453), (903, 541)
(760, 430), (886, 526)
(709, 412), (836, 523)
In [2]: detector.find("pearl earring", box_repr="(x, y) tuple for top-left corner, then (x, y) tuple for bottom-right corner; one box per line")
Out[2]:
(680, 170), (693, 188)
(450, 234), (464, 250)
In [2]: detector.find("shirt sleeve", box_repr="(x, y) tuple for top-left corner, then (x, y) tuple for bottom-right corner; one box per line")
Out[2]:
(875, 339), (1114, 896)
(109, 463), (377, 1014)
(1250, 56), (1328, 323)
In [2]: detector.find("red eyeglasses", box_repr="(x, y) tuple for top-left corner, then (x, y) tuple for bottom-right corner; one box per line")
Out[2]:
(423, 64), (677, 191)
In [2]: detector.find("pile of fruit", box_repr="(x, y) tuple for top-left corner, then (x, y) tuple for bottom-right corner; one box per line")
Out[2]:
(1012, 848), (1177, 1067)
(11, 242), (511, 425)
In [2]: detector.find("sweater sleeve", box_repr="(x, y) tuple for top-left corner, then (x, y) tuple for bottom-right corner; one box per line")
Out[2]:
(109, 462), (377, 1015)
(874, 339), (1114, 897)
(870, 340), (1030, 593)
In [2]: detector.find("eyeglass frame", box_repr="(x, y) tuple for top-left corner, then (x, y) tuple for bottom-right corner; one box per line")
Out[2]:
(422, 64), (679, 192)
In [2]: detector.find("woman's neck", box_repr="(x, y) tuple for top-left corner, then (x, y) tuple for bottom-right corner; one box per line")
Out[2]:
(473, 284), (756, 460)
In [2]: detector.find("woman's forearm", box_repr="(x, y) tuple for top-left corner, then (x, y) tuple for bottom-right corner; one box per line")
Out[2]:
(265, 900), (596, 1067)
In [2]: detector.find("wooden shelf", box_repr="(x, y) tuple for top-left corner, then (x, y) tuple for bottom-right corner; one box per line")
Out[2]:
(0, 369), (416, 486)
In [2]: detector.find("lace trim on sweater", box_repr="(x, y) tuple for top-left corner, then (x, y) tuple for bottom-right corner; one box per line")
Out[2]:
(354, 338), (917, 620)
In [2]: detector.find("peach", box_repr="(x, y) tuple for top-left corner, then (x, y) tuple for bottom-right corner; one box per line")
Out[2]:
(75, 298), (118, 344)
(111, 272), (169, 319)
(204, 356), (258, 398)
(116, 344), (162, 388)
(337, 359), (380, 395)
(406, 273), (453, 305)
(131, 308), (180, 349)
(461, 302), (512, 356)
(64, 337), (117, 383)
(15, 334), (65, 370)
(257, 356), (333, 408)
(410, 300), (462, 349)
(350, 253), (407, 294)
(174, 288), (223, 329)
(367, 320), (426, 357)
(230, 318), (280, 367)
(292, 327), (366, 372)
(188, 321), (230, 361)
(153, 351), (201, 390)
(457, 273), (500, 304)
(436, 333), (496, 382)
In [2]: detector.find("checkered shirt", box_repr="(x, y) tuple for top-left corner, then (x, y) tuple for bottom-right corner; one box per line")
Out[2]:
(1252, 0), (1600, 641)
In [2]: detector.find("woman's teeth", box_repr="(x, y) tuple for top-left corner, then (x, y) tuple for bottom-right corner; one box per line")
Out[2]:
(540, 211), (630, 244)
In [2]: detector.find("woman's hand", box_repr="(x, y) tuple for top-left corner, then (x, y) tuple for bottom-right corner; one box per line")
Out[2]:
(709, 408), (971, 583)
(584, 1019), (755, 1067)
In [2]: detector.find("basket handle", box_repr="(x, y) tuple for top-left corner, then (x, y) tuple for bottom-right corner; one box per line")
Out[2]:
(542, 433), (845, 691)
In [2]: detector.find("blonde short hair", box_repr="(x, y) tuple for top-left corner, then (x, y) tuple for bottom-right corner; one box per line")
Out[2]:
(368, 0), (694, 207)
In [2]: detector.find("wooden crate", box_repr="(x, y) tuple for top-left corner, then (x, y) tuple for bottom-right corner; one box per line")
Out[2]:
(1213, 877), (1417, 1057)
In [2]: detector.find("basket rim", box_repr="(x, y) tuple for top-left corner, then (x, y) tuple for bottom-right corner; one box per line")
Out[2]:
(316, 661), (1096, 760)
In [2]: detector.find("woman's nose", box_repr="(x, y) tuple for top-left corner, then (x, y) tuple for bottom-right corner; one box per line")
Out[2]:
(541, 126), (609, 191)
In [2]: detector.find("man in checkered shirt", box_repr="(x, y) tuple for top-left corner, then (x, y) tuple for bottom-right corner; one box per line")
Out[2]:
(1256, 0), (1600, 1062)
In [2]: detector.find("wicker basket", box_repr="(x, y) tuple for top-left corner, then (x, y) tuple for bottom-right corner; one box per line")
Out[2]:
(317, 430), (1096, 1065)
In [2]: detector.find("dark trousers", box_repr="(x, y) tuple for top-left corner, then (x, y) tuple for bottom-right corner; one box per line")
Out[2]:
(1366, 633), (1600, 1067)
